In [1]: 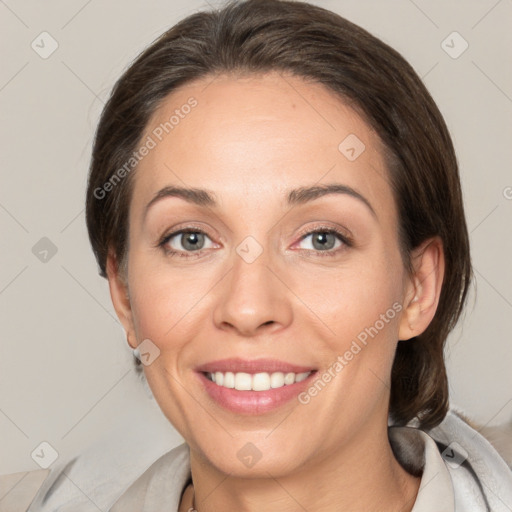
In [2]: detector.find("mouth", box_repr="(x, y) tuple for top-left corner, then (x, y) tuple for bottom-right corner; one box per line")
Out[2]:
(195, 358), (318, 414)
(202, 369), (313, 391)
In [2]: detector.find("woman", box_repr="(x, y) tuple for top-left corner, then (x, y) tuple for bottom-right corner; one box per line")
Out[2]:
(13, 0), (512, 510)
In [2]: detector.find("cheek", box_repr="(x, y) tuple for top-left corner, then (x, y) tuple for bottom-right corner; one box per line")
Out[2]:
(127, 263), (204, 349)
(292, 259), (405, 407)
(291, 257), (404, 342)
(299, 267), (404, 411)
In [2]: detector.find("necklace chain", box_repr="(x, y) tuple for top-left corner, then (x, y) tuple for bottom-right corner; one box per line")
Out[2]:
(191, 485), (197, 512)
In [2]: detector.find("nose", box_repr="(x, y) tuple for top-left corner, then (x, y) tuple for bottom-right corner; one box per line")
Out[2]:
(213, 243), (293, 337)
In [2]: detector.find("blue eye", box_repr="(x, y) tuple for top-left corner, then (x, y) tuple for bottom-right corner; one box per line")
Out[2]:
(159, 229), (214, 257)
(295, 228), (352, 257)
(158, 226), (352, 259)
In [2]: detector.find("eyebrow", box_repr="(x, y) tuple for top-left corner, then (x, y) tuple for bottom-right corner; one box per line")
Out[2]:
(144, 183), (377, 219)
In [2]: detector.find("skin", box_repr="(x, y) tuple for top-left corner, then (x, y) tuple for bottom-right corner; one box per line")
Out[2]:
(107, 71), (445, 512)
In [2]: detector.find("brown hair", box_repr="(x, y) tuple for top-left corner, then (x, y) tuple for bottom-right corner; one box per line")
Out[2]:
(85, 0), (472, 430)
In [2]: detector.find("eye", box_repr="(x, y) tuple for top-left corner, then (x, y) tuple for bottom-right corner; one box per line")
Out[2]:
(295, 227), (352, 256)
(158, 228), (215, 257)
(157, 225), (352, 259)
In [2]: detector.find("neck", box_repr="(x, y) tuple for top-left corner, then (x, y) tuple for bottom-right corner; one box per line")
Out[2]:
(183, 417), (421, 512)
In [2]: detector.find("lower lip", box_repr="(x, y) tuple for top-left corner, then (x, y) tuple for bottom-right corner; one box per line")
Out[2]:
(196, 371), (317, 415)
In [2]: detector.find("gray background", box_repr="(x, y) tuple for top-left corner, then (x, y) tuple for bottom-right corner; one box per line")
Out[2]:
(1, 0), (511, 476)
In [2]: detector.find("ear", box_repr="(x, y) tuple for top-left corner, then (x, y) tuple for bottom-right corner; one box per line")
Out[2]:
(398, 237), (445, 341)
(106, 249), (138, 350)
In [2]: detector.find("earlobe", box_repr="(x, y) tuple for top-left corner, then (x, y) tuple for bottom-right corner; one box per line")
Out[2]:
(398, 237), (445, 341)
(106, 250), (138, 349)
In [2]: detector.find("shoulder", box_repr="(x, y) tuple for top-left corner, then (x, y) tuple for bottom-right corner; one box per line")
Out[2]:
(18, 426), (183, 511)
(426, 406), (512, 510)
(389, 408), (512, 511)
(0, 469), (50, 512)
(109, 442), (191, 511)
(448, 407), (512, 469)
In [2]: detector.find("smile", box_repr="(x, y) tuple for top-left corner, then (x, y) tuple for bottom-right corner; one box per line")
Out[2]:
(205, 371), (312, 391)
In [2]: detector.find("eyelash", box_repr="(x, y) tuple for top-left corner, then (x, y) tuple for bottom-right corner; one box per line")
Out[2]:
(157, 225), (353, 259)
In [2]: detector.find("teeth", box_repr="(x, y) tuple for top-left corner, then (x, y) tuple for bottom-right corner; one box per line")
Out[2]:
(208, 371), (312, 391)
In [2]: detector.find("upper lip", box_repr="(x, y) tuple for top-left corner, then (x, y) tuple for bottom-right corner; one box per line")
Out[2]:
(196, 358), (316, 374)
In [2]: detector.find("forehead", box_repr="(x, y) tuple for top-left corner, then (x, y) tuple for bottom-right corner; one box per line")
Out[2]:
(131, 72), (393, 217)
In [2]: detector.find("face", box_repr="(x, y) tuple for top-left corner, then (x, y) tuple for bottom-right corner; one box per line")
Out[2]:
(109, 72), (430, 478)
